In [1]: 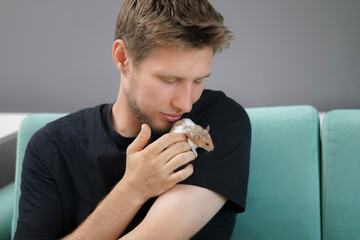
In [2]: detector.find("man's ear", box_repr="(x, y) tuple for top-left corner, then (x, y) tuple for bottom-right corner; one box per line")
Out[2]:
(112, 39), (130, 75)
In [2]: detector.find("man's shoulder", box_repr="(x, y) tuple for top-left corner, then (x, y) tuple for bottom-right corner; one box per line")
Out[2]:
(51, 103), (108, 128)
(192, 89), (248, 121)
(187, 89), (251, 142)
(31, 104), (110, 145)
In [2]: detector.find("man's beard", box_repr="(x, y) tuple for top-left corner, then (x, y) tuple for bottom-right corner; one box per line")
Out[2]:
(124, 89), (171, 136)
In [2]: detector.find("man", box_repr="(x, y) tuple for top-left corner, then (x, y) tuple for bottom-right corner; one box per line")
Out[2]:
(15, 0), (251, 239)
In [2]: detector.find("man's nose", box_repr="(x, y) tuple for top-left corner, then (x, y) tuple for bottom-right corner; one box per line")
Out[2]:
(172, 83), (193, 113)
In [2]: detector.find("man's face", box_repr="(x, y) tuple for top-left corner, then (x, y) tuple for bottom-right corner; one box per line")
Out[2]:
(123, 46), (213, 135)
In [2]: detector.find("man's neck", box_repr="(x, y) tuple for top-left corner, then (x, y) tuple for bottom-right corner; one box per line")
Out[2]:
(110, 93), (141, 138)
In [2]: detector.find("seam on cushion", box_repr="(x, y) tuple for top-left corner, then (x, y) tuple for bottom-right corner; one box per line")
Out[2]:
(310, 106), (321, 240)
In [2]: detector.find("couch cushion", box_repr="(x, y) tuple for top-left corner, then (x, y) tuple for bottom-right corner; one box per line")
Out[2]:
(232, 106), (321, 240)
(0, 182), (14, 239)
(321, 110), (360, 240)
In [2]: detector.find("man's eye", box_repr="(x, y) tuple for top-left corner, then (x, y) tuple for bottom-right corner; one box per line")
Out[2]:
(162, 78), (177, 84)
(194, 79), (204, 85)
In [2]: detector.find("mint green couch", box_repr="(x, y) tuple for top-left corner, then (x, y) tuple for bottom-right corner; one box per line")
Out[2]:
(233, 106), (321, 240)
(0, 183), (14, 239)
(321, 110), (360, 240)
(0, 106), (359, 240)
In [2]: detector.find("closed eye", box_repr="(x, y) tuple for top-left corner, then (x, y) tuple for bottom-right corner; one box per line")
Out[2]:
(161, 77), (177, 84)
(194, 79), (205, 85)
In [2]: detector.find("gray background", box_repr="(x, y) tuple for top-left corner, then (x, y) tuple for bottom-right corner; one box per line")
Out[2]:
(1, 0), (360, 113)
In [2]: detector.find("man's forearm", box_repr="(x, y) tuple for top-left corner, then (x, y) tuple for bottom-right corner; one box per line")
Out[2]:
(119, 184), (226, 240)
(62, 180), (146, 240)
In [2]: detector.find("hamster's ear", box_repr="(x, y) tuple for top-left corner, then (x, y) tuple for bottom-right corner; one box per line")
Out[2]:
(205, 125), (210, 132)
(194, 135), (201, 141)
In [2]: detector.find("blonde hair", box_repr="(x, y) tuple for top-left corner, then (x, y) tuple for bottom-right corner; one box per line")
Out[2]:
(115, 0), (233, 66)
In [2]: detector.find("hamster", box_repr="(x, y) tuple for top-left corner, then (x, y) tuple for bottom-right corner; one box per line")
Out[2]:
(170, 118), (214, 157)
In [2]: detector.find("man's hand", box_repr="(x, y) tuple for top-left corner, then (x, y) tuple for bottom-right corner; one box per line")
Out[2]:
(122, 124), (195, 201)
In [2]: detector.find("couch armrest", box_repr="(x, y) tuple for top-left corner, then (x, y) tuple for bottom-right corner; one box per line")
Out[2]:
(0, 182), (15, 240)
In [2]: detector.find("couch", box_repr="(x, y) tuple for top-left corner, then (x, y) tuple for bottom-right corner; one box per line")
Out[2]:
(0, 106), (359, 240)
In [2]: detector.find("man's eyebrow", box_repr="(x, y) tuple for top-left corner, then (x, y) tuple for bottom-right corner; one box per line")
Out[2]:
(200, 73), (211, 79)
(155, 73), (211, 80)
(154, 73), (211, 80)
(155, 73), (179, 80)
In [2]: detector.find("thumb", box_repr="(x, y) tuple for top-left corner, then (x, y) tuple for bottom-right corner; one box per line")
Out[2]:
(127, 124), (151, 153)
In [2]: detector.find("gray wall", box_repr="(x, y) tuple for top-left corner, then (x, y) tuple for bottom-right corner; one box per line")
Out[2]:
(1, 0), (360, 113)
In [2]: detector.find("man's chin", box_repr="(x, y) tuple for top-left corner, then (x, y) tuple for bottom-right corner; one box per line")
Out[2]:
(148, 122), (174, 136)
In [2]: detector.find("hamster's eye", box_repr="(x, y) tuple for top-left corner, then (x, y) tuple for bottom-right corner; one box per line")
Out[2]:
(205, 143), (209, 146)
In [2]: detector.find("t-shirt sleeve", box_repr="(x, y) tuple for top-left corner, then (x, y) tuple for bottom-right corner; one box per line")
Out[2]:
(15, 127), (64, 240)
(181, 95), (251, 213)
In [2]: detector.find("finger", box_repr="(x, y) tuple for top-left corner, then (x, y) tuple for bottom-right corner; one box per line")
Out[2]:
(147, 133), (187, 154)
(127, 124), (151, 153)
(169, 164), (194, 183)
(165, 151), (196, 172)
(158, 141), (191, 164)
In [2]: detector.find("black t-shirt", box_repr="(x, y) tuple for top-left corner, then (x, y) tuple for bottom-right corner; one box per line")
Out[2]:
(15, 89), (251, 240)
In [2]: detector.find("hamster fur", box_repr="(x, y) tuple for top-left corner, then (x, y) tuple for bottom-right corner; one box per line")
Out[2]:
(170, 118), (214, 157)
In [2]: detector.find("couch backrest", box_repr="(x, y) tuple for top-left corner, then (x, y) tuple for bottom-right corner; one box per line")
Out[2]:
(11, 114), (66, 239)
(232, 106), (321, 240)
(321, 110), (360, 240)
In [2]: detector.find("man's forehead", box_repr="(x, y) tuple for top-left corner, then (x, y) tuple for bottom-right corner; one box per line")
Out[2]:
(132, 46), (213, 78)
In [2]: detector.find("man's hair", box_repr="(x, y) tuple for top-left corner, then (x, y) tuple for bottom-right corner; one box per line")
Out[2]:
(114, 0), (233, 66)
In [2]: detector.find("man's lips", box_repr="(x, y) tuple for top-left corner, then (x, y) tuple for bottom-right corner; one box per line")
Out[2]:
(161, 113), (182, 122)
